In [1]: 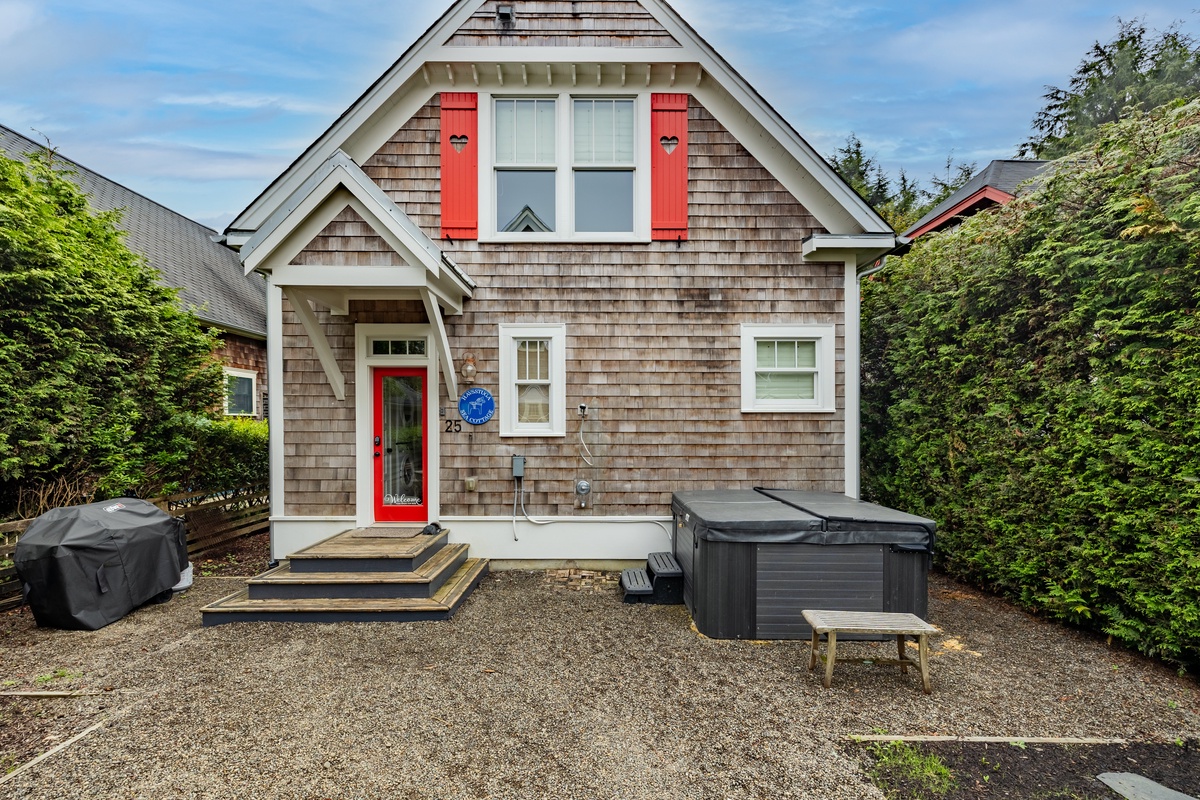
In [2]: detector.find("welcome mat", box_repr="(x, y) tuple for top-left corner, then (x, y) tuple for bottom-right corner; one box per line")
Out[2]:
(349, 526), (423, 539)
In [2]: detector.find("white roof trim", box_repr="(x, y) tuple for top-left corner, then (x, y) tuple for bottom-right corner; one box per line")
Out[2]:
(228, 0), (892, 237)
(802, 233), (899, 267)
(243, 151), (437, 272)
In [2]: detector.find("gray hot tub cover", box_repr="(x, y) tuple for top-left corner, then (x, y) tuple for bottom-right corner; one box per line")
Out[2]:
(671, 489), (935, 549)
(15, 498), (187, 630)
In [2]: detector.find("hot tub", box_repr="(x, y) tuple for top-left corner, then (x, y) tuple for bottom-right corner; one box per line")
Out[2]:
(670, 489), (935, 640)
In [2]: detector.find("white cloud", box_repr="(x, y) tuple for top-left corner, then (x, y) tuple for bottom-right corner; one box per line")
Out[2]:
(0, 0), (37, 44)
(158, 93), (335, 116)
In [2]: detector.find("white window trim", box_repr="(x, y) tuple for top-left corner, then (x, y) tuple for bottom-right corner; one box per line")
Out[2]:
(223, 367), (258, 416)
(479, 91), (651, 243)
(740, 324), (837, 413)
(499, 323), (567, 437)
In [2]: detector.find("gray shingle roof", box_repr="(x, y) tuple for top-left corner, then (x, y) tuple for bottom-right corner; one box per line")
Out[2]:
(0, 124), (265, 338)
(904, 159), (1051, 239)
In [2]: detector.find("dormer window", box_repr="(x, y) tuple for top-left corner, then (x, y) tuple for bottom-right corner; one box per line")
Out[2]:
(483, 93), (649, 241)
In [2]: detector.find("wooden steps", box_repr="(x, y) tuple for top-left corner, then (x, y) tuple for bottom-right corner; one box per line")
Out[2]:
(200, 528), (488, 626)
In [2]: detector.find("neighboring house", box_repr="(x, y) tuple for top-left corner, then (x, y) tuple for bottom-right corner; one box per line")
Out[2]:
(223, 0), (901, 562)
(904, 159), (1050, 240)
(0, 124), (268, 418)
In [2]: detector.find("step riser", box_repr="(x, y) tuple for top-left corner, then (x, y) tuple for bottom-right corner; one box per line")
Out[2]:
(289, 556), (419, 573)
(247, 551), (468, 600)
(288, 532), (447, 573)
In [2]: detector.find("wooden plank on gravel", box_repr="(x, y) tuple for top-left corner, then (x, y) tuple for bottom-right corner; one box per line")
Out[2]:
(848, 735), (1128, 744)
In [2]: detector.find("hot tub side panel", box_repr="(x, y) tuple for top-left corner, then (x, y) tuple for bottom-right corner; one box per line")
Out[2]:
(883, 548), (929, 619)
(675, 516), (756, 639)
(755, 544), (885, 639)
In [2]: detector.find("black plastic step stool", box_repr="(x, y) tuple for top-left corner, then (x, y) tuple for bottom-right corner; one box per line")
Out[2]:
(620, 567), (653, 603)
(620, 551), (684, 604)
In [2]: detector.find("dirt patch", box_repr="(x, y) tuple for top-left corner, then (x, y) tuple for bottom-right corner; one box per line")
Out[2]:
(190, 529), (271, 578)
(854, 739), (1200, 799)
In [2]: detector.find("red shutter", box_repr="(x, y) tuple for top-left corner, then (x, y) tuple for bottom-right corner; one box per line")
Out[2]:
(440, 92), (478, 240)
(651, 93), (688, 241)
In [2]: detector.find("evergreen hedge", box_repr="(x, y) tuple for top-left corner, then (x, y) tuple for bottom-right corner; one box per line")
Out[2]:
(0, 150), (229, 514)
(862, 100), (1200, 669)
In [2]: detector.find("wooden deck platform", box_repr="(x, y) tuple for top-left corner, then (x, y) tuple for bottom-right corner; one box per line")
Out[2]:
(200, 528), (488, 626)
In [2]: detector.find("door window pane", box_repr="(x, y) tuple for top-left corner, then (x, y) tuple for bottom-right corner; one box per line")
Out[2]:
(382, 375), (423, 507)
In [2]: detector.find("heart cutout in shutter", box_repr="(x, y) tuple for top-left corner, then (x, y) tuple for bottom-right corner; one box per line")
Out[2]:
(659, 135), (679, 155)
(449, 135), (469, 153)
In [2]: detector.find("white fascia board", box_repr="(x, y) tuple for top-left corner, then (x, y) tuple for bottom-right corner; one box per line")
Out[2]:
(434, 46), (685, 62)
(268, 264), (430, 288)
(242, 152), (475, 302)
(802, 233), (899, 268)
(229, 0), (485, 233)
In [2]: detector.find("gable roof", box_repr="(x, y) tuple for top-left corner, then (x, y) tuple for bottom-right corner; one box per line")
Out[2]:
(226, 0), (893, 244)
(0, 124), (266, 339)
(905, 159), (1050, 239)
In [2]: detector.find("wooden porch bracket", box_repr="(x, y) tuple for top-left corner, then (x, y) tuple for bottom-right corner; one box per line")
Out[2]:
(421, 287), (458, 399)
(283, 287), (346, 401)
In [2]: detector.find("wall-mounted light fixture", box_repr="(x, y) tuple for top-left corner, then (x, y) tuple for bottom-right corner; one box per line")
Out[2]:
(460, 352), (478, 384)
(497, 4), (514, 21)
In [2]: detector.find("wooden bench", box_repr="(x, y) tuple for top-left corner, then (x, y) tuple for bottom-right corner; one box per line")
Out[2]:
(802, 610), (939, 694)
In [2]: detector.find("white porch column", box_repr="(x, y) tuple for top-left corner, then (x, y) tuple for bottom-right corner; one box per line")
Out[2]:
(843, 257), (861, 500)
(267, 277), (286, 517)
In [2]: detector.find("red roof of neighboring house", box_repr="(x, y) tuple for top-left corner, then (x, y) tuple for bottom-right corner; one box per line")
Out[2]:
(904, 159), (1050, 240)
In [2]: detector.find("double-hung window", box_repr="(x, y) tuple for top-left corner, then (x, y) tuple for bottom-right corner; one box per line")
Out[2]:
(740, 324), (836, 412)
(495, 99), (557, 232)
(224, 367), (257, 417)
(499, 324), (567, 436)
(573, 98), (634, 232)
(488, 95), (644, 239)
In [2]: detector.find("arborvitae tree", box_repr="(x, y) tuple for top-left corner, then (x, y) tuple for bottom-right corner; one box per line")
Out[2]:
(0, 150), (224, 513)
(1022, 18), (1200, 158)
(863, 99), (1200, 669)
(828, 134), (974, 232)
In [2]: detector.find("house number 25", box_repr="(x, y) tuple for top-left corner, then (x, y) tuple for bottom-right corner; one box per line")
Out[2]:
(444, 420), (462, 433)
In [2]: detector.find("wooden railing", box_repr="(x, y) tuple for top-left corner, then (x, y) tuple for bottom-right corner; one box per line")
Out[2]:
(0, 484), (268, 612)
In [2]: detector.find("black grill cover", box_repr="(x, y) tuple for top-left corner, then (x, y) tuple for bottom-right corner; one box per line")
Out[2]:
(15, 498), (187, 630)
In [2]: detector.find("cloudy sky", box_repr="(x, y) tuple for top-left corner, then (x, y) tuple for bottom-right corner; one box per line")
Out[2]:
(1, 0), (1195, 230)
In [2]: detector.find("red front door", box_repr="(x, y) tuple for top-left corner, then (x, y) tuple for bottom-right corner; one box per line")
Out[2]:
(373, 368), (427, 522)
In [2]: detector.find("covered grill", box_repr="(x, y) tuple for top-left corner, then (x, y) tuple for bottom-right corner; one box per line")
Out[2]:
(671, 489), (935, 640)
(16, 498), (187, 630)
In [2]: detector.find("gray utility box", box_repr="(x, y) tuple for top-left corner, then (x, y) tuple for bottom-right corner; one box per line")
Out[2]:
(670, 490), (935, 640)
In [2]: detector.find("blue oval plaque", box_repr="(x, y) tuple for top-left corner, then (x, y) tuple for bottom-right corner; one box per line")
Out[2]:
(458, 387), (496, 425)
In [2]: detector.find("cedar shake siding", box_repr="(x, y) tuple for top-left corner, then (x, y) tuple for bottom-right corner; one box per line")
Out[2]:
(445, 0), (680, 48)
(281, 94), (844, 517)
(280, 298), (428, 516)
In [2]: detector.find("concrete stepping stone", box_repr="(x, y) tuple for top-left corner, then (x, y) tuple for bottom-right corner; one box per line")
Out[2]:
(1098, 772), (1198, 800)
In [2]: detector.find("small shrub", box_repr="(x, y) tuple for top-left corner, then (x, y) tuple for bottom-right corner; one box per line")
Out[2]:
(176, 416), (269, 492)
(868, 740), (955, 799)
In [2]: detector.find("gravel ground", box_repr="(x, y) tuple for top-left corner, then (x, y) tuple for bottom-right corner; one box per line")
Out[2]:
(1, 570), (1198, 800)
